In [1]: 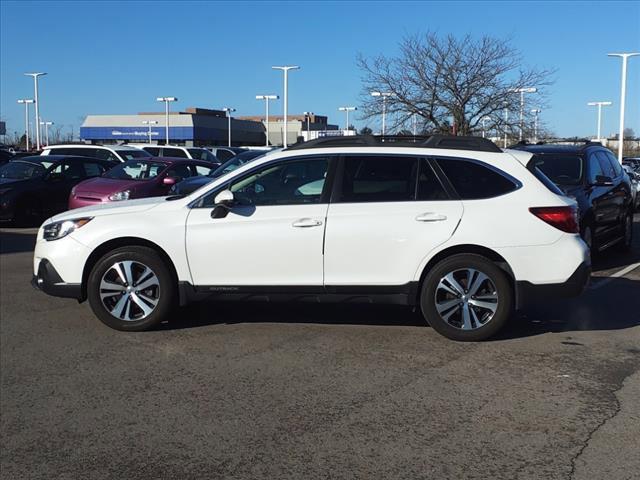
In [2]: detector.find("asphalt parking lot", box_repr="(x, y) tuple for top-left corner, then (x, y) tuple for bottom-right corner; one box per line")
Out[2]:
(1, 218), (639, 480)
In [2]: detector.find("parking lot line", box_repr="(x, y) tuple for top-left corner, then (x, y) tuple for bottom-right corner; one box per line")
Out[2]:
(589, 262), (640, 290)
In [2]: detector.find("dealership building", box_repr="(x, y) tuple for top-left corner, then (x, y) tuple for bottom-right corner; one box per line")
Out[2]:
(80, 108), (340, 147)
(80, 107), (266, 146)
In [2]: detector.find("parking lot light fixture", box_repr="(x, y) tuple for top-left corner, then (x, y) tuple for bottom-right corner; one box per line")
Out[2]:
(24, 72), (47, 150)
(256, 95), (279, 146)
(370, 92), (394, 135)
(40, 121), (53, 146)
(338, 107), (357, 132)
(272, 66), (300, 147)
(156, 97), (177, 145)
(608, 53), (639, 162)
(17, 99), (34, 150)
(142, 120), (158, 144)
(303, 111), (314, 139)
(223, 107), (236, 147)
(511, 87), (537, 141)
(587, 102), (612, 141)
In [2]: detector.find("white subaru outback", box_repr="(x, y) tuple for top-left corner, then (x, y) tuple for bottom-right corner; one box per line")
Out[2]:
(32, 135), (590, 341)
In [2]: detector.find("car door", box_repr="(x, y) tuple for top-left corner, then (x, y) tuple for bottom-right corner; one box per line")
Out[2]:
(185, 155), (332, 287)
(323, 155), (463, 287)
(43, 159), (88, 214)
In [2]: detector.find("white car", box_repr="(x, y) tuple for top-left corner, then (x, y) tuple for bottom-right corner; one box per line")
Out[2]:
(41, 144), (150, 162)
(31, 135), (590, 341)
(127, 144), (220, 164)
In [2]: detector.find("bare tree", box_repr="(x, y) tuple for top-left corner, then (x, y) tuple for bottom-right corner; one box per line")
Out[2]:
(357, 32), (555, 137)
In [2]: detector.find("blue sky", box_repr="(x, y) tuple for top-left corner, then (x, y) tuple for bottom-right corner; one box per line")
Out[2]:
(1, 0), (639, 140)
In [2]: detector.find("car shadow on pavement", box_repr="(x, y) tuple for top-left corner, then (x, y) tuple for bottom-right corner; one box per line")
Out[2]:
(162, 276), (640, 340)
(0, 229), (37, 254)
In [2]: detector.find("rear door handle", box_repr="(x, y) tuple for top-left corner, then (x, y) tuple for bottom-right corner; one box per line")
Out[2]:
(415, 212), (447, 222)
(292, 218), (323, 228)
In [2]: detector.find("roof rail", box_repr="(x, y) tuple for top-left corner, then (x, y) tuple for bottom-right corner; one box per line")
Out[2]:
(286, 134), (502, 153)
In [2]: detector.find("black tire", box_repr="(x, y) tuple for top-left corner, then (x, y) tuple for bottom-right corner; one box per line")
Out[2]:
(14, 197), (41, 227)
(87, 246), (176, 331)
(420, 254), (513, 341)
(615, 212), (633, 252)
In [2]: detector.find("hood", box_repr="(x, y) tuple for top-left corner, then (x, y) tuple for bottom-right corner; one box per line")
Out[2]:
(48, 196), (164, 223)
(73, 176), (148, 196)
(0, 177), (35, 187)
(175, 175), (213, 195)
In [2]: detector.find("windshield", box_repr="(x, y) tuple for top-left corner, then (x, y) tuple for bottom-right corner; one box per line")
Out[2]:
(0, 161), (46, 179)
(103, 160), (167, 180)
(117, 150), (151, 161)
(532, 154), (583, 185)
(187, 148), (217, 162)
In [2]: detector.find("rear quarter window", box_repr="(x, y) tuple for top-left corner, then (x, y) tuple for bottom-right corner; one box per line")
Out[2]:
(436, 158), (518, 199)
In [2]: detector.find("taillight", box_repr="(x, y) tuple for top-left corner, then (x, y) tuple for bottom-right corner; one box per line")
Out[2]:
(529, 206), (579, 233)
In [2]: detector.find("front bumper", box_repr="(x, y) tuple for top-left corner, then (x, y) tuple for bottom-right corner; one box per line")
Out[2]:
(516, 261), (591, 309)
(31, 259), (83, 300)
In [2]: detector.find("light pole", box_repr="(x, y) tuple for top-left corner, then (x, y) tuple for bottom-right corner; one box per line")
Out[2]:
(587, 101), (612, 141)
(481, 116), (491, 139)
(40, 121), (53, 146)
(338, 106), (357, 133)
(142, 120), (158, 143)
(370, 91), (394, 135)
(24, 72), (46, 150)
(303, 111), (314, 140)
(223, 107), (236, 147)
(272, 65), (300, 147)
(608, 52), (639, 162)
(503, 106), (509, 148)
(256, 94), (278, 146)
(17, 99), (34, 150)
(512, 87), (537, 141)
(530, 109), (541, 142)
(156, 97), (177, 145)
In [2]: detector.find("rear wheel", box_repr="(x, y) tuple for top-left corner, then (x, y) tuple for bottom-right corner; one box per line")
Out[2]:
(420, 254), (513, 341)
(616, 213), (633, 252)
(87, 246), (176, 331)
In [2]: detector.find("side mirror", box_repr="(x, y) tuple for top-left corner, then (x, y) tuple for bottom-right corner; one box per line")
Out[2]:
(211, 189), (234, 219)
(162, 176), (178, 186)
(593, 175), (614, 187)
(214, 189), (234, 205)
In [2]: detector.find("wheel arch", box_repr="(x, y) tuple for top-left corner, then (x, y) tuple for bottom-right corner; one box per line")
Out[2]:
(416, 244), (516, 304)
(80, 237), (179, 302)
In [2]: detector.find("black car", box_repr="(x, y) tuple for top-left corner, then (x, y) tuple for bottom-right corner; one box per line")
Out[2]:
(0, 155), (116, 226)
(170, 150), (266, 195)
(515, 143), (634, 253)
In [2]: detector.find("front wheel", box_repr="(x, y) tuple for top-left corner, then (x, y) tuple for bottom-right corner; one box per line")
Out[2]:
(420, 254), (513, 341)
(616, 213), (633, 252)
(87, 246), (176, 331)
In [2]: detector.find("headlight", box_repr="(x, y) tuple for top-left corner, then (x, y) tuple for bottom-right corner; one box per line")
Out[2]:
(43, 218), (93, 241)
(108, 190), (131, 201)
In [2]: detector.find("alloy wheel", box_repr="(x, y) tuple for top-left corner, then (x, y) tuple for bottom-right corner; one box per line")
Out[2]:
(99, 260), (160, 321)
(434, 268), (498, 330)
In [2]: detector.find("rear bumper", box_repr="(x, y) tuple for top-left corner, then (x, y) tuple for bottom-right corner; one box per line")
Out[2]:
(31, 258), (83, 300)
(516, 261), (590, 309)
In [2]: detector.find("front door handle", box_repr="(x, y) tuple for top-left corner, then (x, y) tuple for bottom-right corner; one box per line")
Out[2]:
(415, 212), (447, 222)
(292, 218), (323, 228)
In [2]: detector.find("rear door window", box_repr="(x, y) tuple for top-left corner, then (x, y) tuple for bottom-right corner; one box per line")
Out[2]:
(216, 149), (235, 162)
(162, 148), (188, 158)
(417, 160), (448, 200)
(82, 161), (107, 177)
(144, 147), (161, 156)
(338, 155), (418, 203)
(436, 158), (518, 199)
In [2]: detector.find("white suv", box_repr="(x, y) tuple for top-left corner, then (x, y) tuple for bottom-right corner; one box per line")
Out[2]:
(41, 144), (150, 162)
(31, 135), (590, 341)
